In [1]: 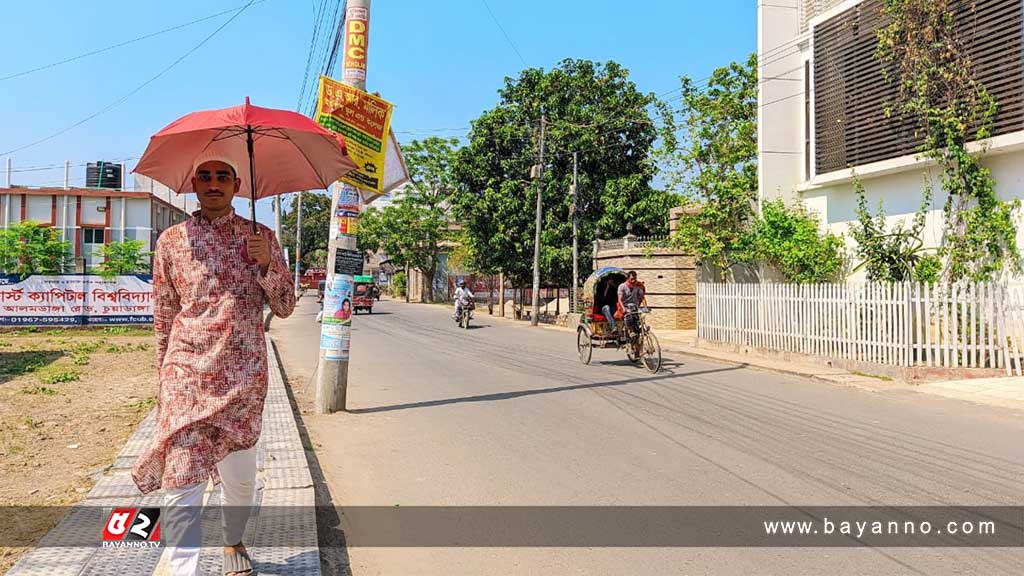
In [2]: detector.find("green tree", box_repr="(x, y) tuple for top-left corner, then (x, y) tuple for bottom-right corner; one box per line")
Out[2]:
(664, 53), (758, 278)
(453, 59), (673, 289)
(359, 197), (448, 302)
(280, 191), (332, 271)
(358, 137), (460, 302)
(0, 221), (71, 275)
(96, 240), (153, 279)
(746, 201), (846, 284)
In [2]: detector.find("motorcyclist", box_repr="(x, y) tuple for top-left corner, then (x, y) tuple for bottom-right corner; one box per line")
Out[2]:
(454, 280), (475, 321)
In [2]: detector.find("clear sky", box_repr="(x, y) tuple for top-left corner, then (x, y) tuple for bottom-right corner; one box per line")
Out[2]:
(1, 0), (757, 226)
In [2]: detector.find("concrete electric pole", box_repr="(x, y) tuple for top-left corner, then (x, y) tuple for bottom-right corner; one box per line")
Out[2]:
(293, 191), (303, 297)
(316, 0), (370, 413)
(571, 151), (579, 313)
(530, 113), (546, 326)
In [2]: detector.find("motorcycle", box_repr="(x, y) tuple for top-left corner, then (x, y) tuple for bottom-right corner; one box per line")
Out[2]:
(454, 299), (475, 329)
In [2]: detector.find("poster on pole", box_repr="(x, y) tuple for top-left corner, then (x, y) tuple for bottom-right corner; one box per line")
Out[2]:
(317, 76), (394, 195)
(341, 5), (369, 84)
(319, 274), (353, 360)
(334, 249), (365, 276)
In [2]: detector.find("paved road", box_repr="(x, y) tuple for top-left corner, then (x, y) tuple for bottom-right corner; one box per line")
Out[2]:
(271, 297), (1024, 576)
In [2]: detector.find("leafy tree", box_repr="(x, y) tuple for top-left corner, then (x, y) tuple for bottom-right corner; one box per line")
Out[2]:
(453, 59), (674, 289)
(357, 137), (459, 302)
(280, 191), (332, 270)
(96, 240), (153, 279)
(0, 221), (71, 275)
(664, 53), (758, 278)
(358, 197), (448, 302)
(746, 201), (846, 284)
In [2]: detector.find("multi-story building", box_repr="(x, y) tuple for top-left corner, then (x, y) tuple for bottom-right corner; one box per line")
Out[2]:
(0, 174), (196, 272)
(759, 0), (1024, 276)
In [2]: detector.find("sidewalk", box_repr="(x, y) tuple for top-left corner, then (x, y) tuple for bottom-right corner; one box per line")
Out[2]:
(445, 301), (1024, 412)
(5, 340), (319, 576)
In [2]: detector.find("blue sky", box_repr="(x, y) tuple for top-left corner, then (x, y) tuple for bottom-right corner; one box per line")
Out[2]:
(0, 0), (756, 225)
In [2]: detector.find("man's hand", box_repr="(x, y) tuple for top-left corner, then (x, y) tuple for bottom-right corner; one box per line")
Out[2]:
(246, 234), (272, 274)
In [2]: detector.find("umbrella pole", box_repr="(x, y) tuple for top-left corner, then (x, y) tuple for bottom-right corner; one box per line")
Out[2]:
(246, 125), (258, 235)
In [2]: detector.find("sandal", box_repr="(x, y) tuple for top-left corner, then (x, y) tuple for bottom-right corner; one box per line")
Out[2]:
(224, 548), (256, 575)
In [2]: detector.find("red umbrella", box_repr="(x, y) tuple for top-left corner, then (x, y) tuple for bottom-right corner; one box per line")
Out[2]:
(134, 97), (356, 232)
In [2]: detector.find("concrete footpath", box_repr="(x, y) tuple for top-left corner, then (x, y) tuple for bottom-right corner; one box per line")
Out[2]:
(6, 340), (319, 576)
(466, 303), (1024, 413)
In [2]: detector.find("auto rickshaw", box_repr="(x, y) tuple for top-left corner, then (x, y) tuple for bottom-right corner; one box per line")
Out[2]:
(576, 267), (662, 373)
(353, 275), (375, 314)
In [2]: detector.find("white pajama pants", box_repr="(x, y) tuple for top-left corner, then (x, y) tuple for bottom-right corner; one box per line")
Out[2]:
(161, 445), (257, 576)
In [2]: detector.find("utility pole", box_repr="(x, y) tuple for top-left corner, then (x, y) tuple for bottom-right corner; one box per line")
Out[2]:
(293, 191), (303, 297)
(571, 151), (579, 313)
(317, 0), (370, 413)
(274, 196), (283, 241)
(530, 113), (546, 326)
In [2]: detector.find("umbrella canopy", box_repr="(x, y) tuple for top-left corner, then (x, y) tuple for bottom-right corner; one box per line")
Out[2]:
(134, 96), (357, 207)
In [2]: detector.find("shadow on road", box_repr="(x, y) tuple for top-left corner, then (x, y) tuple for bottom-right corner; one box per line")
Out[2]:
(355, 312), (393, 316)
(349, 364), (747, 414)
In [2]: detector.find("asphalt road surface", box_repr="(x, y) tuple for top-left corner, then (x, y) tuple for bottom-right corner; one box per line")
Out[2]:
(271, 297), (1024, 576)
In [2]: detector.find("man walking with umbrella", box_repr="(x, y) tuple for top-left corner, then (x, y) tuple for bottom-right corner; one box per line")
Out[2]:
(130, 97), (356, 575)
(132, 151), (295, 575)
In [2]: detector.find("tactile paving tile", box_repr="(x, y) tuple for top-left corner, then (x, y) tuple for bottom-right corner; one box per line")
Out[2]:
(78, 544), (164, 576)
(85, 471), (144, 500)
(261, 449), (309, 469)
(258, 466), (314, 491)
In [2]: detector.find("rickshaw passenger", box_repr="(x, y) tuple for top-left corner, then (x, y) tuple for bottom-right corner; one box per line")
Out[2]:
(599, 280), (619, 332)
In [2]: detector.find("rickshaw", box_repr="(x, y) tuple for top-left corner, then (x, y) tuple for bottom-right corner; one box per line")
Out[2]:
(353, 275), (375, 314)
(576, 267), (662, 373)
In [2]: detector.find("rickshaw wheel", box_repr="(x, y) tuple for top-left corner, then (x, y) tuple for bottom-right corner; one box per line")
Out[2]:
(642, 332), (662, 374)
(577, 327), (592, 365)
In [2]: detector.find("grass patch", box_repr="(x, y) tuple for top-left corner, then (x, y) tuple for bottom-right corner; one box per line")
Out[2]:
(850, 370), (894, 382)
(126, 397), (156, 411)
(23, 416), (42, 429)
(21, 385), (58, 396)
(72, 354), (90, 366)
(0, 352), (55, 376)
(105, 342), (150, 354)
(39, 370), (79, 385)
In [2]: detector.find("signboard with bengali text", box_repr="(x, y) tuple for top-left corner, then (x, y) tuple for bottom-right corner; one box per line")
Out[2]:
(316, 76), (394, 194)
(0, 275), (153, 326)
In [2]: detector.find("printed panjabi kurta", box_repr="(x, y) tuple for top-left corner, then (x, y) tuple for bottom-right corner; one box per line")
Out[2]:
(132, 209), (295, 494)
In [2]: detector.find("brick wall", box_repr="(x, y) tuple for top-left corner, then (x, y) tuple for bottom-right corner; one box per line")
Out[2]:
(593, 247), (697, 329)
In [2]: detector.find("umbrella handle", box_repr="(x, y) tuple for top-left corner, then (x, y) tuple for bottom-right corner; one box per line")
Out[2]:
(246, 125), (258, 235)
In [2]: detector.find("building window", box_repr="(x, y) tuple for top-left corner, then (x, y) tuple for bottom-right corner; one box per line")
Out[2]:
(813, 0), (1023, 174)
(83, 228), (106, 244)
(804, 60), (812, 181)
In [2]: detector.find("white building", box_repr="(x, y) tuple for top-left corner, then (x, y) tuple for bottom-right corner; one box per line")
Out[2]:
(759, 0), (1024, 277)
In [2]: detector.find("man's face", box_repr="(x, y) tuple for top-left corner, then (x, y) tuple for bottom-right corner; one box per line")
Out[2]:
(627, 275), (637, 287)
(192, 160), (239, 211)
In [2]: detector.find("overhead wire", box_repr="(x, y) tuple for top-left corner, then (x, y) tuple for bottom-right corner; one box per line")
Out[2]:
(0, 1), (265, 82)
(1, 0), (259, 158)
(479, 0), (528, 66)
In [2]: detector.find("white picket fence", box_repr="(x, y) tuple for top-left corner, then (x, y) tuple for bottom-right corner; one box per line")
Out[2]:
(697, 282), (1024, 375)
